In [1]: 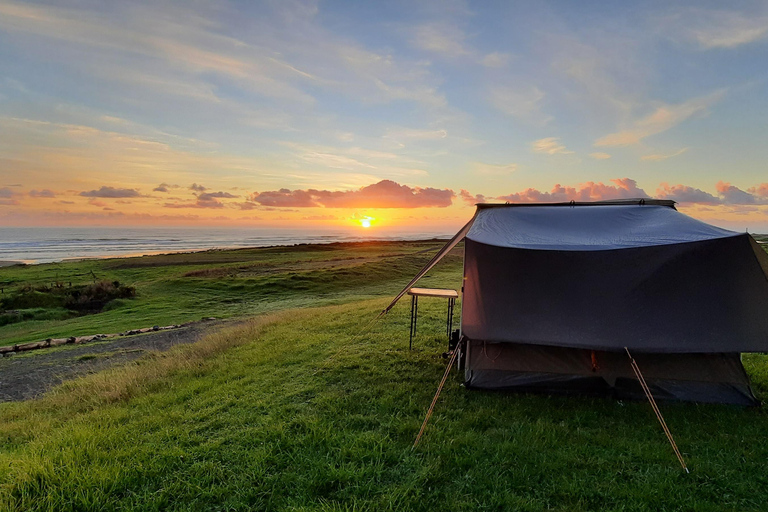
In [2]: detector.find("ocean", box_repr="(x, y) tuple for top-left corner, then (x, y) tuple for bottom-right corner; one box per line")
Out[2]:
(0, 227), (454, 265)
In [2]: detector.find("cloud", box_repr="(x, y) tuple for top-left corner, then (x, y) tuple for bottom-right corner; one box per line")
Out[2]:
(164, 200), (223, 209)
(190, 183), (207, 192)
(250, 180), (454, 208)
(498, 178), (648, 203)
(656, 183), (721, 205)
(588, 152), (611, 160)
(679, 9), (768, 49)
(79, 186), (141, 198)
(153, 183), (178, 192)
(641, 148), (689, 161)
(748, 183), (768, 198)
(489, 86), (551, 125)
(716, 181), (760, 204)
(471, 162), (518, 176)
(165, 190), (238, 209)
(301, 215), (337, 221)
(411, 22), (469, 57)
(532, 137), (574, 155)
(384, 127), (448, 142)
(0, 187), (15, 198)
(198, 191), (238, 200)
(28, 189), (56, 198)
(459, 189), (487, 206)
(480, 52), (510, 68)
(249, 189), (316, 208)
(595, 92), (724, 147)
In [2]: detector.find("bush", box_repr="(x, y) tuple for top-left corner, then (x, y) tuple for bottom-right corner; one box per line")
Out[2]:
(0, 281), (136, 315)
(64, 281), (136, 312)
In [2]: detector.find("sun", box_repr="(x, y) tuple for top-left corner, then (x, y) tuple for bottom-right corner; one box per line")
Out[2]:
(359, 216), (374, 228)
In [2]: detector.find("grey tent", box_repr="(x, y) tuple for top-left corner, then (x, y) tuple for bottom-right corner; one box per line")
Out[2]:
(385, 200), (768, 405)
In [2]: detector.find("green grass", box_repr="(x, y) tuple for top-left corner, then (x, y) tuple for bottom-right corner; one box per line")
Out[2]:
(0, 241), (462, 346)
(2, 240), (768, 510)
(1, 298), (768, 510)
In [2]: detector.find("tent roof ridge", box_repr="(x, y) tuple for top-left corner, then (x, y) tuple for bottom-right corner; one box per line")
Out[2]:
(475, 199), (676, 209)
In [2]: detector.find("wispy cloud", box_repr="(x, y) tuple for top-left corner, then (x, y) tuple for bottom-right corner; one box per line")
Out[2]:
(589, 152), (611, 160)
(411, 22), (470, 57)
(489, 86), (551, 125)
(595, 91), (724, 147)
(641, 147), (689, 161)
(480, 52), (511, 68)
(674, 8), (768, 49)
(471, 162), (518, 176)
(532, 137), (573, 155)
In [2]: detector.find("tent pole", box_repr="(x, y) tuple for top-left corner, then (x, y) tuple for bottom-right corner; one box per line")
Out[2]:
(413, 339), (463, 450)
(625, 347), (689, 473)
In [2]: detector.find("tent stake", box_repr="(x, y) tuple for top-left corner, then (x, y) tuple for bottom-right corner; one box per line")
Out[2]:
(625, 347), (689, 473)
(413, 340), (463, 450)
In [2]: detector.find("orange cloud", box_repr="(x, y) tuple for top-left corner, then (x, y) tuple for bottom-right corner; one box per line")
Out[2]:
(250, 180), (455, 208)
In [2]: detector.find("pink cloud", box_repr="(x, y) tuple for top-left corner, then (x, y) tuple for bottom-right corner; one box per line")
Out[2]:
(250, 180), (455, 208)
(747, 183), (768, 198)
(656, 183), (721, 204)
(498, 178), (648, 203)
(459, 189), (487, 206)
(716, 181), (758, 204)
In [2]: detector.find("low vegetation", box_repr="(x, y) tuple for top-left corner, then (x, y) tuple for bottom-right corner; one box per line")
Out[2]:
(1, 241), (767, 510)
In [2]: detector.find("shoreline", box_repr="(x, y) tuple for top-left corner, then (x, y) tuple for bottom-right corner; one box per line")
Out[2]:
(0, 237), (453, 268)
(0, 260), (26, 267)
(0, 227), (455, 266)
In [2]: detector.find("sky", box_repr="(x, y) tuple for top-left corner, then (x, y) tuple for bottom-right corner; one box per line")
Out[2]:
(1, 0), (767, 232)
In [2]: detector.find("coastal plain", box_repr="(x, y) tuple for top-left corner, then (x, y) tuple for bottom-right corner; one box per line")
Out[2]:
(1, 240), (768, 511)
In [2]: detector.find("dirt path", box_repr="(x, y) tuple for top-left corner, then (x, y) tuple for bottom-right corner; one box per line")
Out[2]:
(0, 320), (228, 402)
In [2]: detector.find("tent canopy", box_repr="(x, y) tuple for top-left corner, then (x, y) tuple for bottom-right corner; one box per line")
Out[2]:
(467, 203), (738, 251)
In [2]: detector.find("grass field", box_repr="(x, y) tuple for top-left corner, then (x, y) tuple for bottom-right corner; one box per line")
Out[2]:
(2, 241), (768, 511)
(0, 240), (461, 346)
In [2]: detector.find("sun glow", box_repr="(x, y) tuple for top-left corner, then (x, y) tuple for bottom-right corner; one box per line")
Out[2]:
(359, 216), (374, 228)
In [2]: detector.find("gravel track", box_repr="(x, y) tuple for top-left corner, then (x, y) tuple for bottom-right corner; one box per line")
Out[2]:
(0, 320), (226, 402)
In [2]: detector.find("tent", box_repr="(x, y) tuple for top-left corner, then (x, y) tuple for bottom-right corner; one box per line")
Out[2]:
(385, 200), (768, 406)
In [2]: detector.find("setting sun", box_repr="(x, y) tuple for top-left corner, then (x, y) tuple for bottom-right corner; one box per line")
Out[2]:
(359, 216), (374, 228)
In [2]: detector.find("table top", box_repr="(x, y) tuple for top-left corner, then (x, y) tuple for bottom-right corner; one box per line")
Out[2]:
(407, 287), (459, 298)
